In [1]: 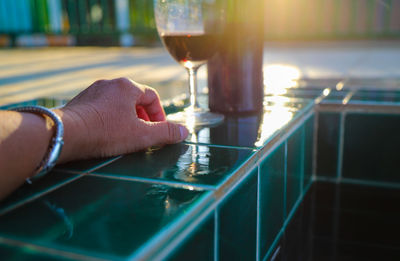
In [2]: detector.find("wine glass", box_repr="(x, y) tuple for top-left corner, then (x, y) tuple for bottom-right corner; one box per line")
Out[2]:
(154, 0), (224, 128)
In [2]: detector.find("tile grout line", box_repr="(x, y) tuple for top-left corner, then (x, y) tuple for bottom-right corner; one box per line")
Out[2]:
(336, 111), (346, 183)
(331, 182), (341, 260)
(132, 164), (257, 260)
(214, 209), (219, 261)
(0, 236), (119, 261)
(256, 165), (261, 261)
(342, 90), (355, 105)
(262, 179), (314, 261)
(87, 173), (216, 191)
(318, 103), (400, 114)
(300, 125), (306, 195)
(283, 141), (288, 220)
(316, 176), (400, 189)
(0, 156), (125, 216)
(131, 192), (216, 261)
(311, 110), (319, 180)
(0, 175), (83, 216)
(257, 110), (314, 165)
(183, 141), (256, 151)
(54, 155), (123, 174)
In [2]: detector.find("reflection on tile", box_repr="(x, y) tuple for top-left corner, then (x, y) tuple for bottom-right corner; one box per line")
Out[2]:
(0, 243), (72, 261)
(203, 114), (262, 147)
(93, 144), (254, 187)
(167, 213), (214, 261)
(255, 100), (308, 148)
(283, 88), (323, 99)
(55, 157), (119, 173)
(316, 112), (340, 178)
(286, 127), (303, 215)
(185, 98), (313, 148)
(259, 144), (285, 259)
(0, 171), (78, 214)
(303, 115), (314, 189)
(321, 90), (349, 103)
(342, 113), (400, 183)
(350, 90), (400, 103)
(0, 176), (207, 258)
(219, 169), (257, 260)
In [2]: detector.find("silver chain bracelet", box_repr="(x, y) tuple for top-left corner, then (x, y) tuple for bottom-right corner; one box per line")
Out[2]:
(10, 106), (64, 184)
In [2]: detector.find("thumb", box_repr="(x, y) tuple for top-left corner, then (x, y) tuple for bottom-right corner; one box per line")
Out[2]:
(145, 121), (189, 145)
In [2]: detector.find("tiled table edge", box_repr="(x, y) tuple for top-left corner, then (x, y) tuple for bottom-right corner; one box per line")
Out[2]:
(133, 109), (316, 260)
(315, 96), (400, 189)
(0, 90), (318, 261)
(2, 85), (400, 260)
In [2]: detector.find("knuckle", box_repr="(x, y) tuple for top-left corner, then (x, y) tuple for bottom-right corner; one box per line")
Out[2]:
(113, 77), (133, 87)
(92, 79), (108, 86)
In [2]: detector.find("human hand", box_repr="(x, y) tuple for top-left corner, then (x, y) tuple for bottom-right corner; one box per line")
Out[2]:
(54, 78), (189, 162)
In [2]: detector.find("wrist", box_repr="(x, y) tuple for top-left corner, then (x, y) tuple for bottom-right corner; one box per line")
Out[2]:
(52, 107), (90, 163)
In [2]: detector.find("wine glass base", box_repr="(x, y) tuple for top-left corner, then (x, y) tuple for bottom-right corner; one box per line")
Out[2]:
(167, 108), (224, 128)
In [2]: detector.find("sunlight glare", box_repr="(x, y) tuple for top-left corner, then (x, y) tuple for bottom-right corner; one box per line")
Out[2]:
(263, 64), (301, 95)
(255, 105), (294, 147)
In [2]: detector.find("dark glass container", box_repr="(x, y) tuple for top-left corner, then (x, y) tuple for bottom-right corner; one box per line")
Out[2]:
(208, 0), (264, 114)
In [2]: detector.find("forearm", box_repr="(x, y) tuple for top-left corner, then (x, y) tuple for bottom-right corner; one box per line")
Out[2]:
(0, 108), (88, 199)
(0, 111), (53, 198)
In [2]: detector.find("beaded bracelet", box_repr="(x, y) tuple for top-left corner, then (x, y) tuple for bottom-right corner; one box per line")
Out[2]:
(10, 106), (64, 183)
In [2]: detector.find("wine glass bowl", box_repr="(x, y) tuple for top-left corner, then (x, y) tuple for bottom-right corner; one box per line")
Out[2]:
(154, 0), (224, 128)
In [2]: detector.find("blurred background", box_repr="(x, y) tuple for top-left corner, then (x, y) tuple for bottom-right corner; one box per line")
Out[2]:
(0, 0), (399, 106)
(0, 0), (399, 47)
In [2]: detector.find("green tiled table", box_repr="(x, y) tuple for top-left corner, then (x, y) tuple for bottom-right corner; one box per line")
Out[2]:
(1, 85), (400, 260)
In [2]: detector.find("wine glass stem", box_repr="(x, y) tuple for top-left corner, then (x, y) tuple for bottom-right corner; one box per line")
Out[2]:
(187, 67), (200, 110)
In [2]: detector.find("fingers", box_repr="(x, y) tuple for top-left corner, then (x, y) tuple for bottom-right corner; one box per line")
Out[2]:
(143, 121), (189, 146)
(136, 86), (166, 122)
(136, 105), (150, 121)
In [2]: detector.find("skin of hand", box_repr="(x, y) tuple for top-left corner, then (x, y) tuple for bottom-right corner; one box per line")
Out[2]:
(0, 77), (188, 200)
(55, 77), (189, 163)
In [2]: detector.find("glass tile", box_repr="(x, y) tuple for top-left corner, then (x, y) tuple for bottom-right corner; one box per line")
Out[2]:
(185, 98), (313, 148)
(259, 144), (285, 259)
(197, 114), (262, 148)
(279, 181), (400, 259)
(0, 243), (72, 261)
(283, 88), (323, 99)
(312, 238), (400, 261)
(0, 176), (208, 259)
(342, 113), (400, 183)
(218, 169), (257, 260)
(303, 115), (314, 189)
(0, 171), (78, 214)
(93, 143), (254, 188)
(167, 213), (214, 261)
(286, 127), (303, 216)
(316, 112), (340, 178)
(281, 191), (314, 261)
(350, 90), (400, 104)
(312, 183), (400, 248)
(321, 90), (349, 103)
(55, 157), (119, 173)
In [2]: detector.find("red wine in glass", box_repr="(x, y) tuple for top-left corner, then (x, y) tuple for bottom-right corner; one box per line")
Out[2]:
(161, 34), (218, 68)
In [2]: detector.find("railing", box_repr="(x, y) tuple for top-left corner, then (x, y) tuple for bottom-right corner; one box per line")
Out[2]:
(0, 0), (399, 46)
